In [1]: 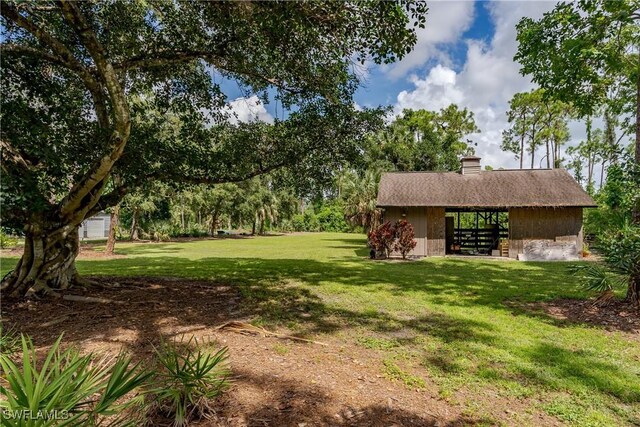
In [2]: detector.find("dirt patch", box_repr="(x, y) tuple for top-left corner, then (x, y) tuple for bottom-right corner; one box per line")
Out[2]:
(2, 277), (554, 426)
(78, 245), (128, 259)
(510, 298), (639, 340)
(0, 244), (126, 260)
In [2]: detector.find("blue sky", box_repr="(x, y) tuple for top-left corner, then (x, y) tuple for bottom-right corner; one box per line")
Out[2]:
(354, 1), (495, 110)
(224, 1), (600, 171)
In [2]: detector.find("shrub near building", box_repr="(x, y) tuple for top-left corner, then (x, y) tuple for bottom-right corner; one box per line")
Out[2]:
(368, 220), (417, 259)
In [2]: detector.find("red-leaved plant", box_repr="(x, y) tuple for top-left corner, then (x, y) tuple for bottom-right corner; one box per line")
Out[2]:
(393, 219), (417, 259)
(368, 220), (417, 259)
(368, 221), (395, 258)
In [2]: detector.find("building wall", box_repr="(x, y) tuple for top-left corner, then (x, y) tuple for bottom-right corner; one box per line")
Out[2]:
(383, 206), (584, 259)
(426, 207), (445, 256)
(508, 207), (583, 259)
(79, 214), (111, 239)
(382, 207), (445, 257)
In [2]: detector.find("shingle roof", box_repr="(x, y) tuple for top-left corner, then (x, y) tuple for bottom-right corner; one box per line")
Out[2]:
(376, 169), (597, 208)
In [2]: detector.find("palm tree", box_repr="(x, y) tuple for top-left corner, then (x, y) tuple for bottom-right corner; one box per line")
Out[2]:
(341, 169), (382, 232)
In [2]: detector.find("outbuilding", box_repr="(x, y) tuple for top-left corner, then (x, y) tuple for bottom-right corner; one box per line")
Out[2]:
(78, 212), (111, 239)
(376, 157), (597, 260)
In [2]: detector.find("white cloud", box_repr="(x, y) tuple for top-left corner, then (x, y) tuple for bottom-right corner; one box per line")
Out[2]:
(224, 95), (274, 124)
(385, 1), (476, 78)
(396, 65), (464, 113)
(394, 1), (561, 169)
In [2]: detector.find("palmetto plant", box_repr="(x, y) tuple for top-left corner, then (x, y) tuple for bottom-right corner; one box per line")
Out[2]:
(0, 323), (20, 356)
(571, 225), (640, 305)
(152, 337), (230, 427)
(0, 334), (151, 427)
(570, 263), (623, 299)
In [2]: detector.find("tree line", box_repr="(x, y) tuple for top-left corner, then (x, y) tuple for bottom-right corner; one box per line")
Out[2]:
(103, 103), (480, 246)
(500, 88), (634, 194)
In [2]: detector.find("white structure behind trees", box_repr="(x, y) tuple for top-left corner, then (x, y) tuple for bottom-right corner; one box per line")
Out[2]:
(78, 213), (111, 239)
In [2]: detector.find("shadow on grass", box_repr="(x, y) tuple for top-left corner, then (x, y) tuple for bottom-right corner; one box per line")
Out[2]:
(113, 243), (186, 256)
(4, 250), (637, 411)
(70, 255), (583, 309)
(321, 236), (370, 257)
(2, 273), (507, 423)
(523, 342), (640, 403)
(228, 368), (478, 426)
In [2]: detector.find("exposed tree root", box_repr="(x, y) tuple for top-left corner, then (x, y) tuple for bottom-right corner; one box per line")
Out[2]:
(2, 226), (83, 298)
(62, 295), (122, 304)
(215, 321), (328, 346)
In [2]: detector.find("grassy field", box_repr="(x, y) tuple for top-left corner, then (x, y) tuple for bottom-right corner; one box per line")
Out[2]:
(2, 233), (639, 425)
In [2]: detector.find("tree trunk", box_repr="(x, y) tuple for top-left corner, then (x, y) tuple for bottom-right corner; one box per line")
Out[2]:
(626, 52), (640, 304)
(209, 211), (219, 236)
(627, 273), (639, 306)
(105, 204), (120, 255)
(530, 146), (535, 169)
(1, 225), (81, 297)
(519, 134), (524, 169)
(530, 128), (536, 169)
(130, 209), (139, 240)
(180, 201), (185, 231)
(546, 139), (551, 168)
(634, 51), (640, 225)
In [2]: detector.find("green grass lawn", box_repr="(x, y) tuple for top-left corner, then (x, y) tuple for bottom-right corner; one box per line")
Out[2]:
(2, 232), (638, 426)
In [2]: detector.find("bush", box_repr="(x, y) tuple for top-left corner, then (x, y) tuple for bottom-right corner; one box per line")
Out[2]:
(0, 231), (18, 249)
(184, 224), (209, 238)
(394, 220), (417, 259)
(572, 225), (640, 304)
(277, 219), (295, 232)
(285, 203), (354, 233)
(303, 211), (320, 232)
(0, 334), (151, 427)
(291, 211), (321, 232)
(291, 214), (306, 232)
(151, 337), (230, 426)
(316, 204), (350, 232)
(368, 221), (396, 258)
(368, 220), (417, 259)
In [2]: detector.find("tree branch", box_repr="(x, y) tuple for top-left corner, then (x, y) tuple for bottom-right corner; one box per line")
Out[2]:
(85, 183), (129, 218)
(57, 1), (132, 219)
(1, 3), (110, 129)
(1, 43), (68, 67)
(0, 2), (97, 85)
(0, 138), (36, 174)
(83, 160), (291, 218)
(149, 159), (290, 188)
(115, 50), (302, 94)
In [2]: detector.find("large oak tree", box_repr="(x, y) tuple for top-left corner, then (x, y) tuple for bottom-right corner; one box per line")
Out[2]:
(0, 1), (427, 297)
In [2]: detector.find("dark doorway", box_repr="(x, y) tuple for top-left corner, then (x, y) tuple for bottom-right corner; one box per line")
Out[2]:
(445, 209), (508, 255)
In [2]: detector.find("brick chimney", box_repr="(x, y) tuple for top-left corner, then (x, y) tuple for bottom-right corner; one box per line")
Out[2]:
(460, 156), (481, 175)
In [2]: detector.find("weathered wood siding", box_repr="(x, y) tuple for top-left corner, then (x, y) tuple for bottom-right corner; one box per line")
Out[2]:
(426, 207), (445, 256)
(382, 207), (445, 256)
(508, 207), (583, 259)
